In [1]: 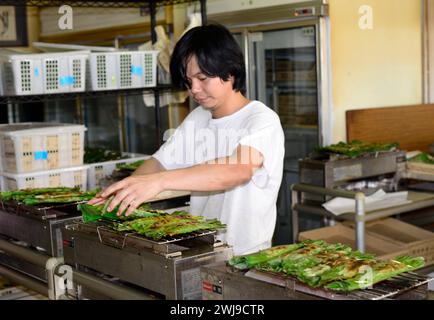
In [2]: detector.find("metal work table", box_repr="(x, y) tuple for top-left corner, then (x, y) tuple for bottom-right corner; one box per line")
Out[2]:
(291, 183), (434, 253)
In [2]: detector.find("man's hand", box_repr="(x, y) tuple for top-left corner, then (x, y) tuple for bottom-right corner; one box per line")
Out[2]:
(87, 173), (164, 216)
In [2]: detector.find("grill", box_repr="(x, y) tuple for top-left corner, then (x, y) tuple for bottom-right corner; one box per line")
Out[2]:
(0, 199), (84, 221)
(62, 220), (232, 299)
(0, 199), (83, 281)
(201, 262), (433, 300)
(67, 220), (222, 257)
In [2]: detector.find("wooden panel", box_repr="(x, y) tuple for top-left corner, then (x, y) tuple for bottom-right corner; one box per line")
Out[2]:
(346, 104), (434, 152)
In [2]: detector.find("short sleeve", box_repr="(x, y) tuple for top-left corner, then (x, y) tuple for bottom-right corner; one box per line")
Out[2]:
(153, 115), (198, 170)
(238, 116), (285, 188)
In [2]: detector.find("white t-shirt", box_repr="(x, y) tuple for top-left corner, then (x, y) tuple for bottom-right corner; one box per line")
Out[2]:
(153, 100), (285, 255)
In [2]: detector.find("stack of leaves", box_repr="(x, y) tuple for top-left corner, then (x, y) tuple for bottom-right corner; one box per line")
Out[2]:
(115, 159), (145, 171)
(228, 239), (424, 292)
(79, 202), (157, 223)
(0, 187), (98, 205)
(84, 147), (126, 164)
(409, 152), (434, 165)
(316, 140), (399, 158)
(78, 203), (226, 240)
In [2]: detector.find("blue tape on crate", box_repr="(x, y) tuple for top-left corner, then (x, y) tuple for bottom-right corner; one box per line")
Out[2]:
(131, 65), (143, 76)
(60, 76), (76, 86)
(34, 68), (40, 77)
(34, 151), (48, 160)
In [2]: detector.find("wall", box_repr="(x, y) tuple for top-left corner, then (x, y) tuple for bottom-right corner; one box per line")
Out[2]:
(39, 7), (165, 36)
(328, 0), (422, 143)
(34, 0), (424, 144)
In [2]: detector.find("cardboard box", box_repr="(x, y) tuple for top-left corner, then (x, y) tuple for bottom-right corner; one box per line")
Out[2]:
(344, 218), (434, 266)
(299, 224), (404, 260)
(301, 218), (434, 266)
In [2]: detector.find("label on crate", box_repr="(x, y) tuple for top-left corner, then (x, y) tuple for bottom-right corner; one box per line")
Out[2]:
(60, 76), (76, 86)
(34, 68), (40, 77)
(131, 65), (143, 76)
(34, 151), (48, 160)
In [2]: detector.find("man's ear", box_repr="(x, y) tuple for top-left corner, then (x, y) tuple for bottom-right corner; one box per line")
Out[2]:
(230, 75), (235, 87)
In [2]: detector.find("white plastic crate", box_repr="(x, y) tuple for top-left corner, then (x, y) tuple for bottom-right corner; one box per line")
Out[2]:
(89, 51), (158, 91)
(0, 165), (89, 191)
(87, 153), (150, 190)
(0, 51), (88, 95)
(0, 123), (86, 174)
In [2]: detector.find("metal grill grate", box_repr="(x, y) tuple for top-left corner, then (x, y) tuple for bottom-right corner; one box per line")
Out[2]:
(0, 199), (84, 220)
(69, 221), (222, 256)
(244, 268), (433, 300)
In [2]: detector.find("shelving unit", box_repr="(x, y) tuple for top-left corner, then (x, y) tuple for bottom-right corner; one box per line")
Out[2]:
(291, 183), (434, 253)
(0, 0), (207, 150)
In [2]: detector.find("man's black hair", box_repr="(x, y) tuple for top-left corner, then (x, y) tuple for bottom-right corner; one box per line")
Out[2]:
(170, 23), (246, 93)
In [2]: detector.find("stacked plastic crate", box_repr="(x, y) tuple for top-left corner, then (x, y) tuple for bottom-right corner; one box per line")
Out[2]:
(0, 123), (88, 191)
(0, 51), (88, 96)
(88, 50), (158, 91)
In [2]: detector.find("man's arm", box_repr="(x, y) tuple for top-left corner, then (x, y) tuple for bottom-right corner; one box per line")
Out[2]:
(159, 145), (261, 191)
(132, 157), (166, 176)
(92, 145), (263, 215)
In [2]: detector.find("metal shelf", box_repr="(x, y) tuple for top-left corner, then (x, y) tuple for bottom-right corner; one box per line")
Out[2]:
(0, 85), (183, 104)
(291, 183), (434, 253)
(1, 0), (207, 149)
(2, 0), (200, 8)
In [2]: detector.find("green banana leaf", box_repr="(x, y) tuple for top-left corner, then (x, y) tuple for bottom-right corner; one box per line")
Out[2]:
(325, 255), (425, 292)
(316, 140), (399, 158)
(228, 241), (314, 270)
(230, 240), (425, 292)
(78, 202), (157, 223)
(0, 187), (98, 205)
(116, 160), (145, 171)
(113, 213), (226, 240)
(409, 152), (434, 165)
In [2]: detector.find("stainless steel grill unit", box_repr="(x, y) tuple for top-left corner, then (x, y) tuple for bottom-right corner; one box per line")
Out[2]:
(62, 221), (232, 299)
(299, 150), (407, 201)
(0, 200), (82, 281)
(0, 200), (82, 256)
(201, 262), (433, 300)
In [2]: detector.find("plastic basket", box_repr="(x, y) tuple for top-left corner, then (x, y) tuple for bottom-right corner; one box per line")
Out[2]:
(0, 165), (89, 191)
(0, 51), (88, 95)
(0, 123), (86, 174)
(87, 153), (150, 190)
(89, 51), (158, 91)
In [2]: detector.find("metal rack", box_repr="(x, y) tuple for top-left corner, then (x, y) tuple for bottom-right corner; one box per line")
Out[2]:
(0, 0), (208, 149)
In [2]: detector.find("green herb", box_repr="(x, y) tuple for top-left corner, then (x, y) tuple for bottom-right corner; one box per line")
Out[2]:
(316, 140), (399, 158)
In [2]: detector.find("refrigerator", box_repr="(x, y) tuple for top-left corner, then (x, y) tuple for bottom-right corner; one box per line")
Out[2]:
(227, 0), (332, 244)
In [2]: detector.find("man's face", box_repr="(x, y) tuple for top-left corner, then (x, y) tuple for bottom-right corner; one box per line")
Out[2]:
(185, 55), (234, 112)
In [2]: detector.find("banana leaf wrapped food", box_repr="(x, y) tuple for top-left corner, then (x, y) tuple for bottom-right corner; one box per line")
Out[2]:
(316, 140), (399, 158)
(325, 255), (425, 291)
(78, 203), (226, 240)
(0, 187), (98, 205)
(228, 240), (424, 292)
(78, 202), (157, 223)
(116, 160), (145, 171)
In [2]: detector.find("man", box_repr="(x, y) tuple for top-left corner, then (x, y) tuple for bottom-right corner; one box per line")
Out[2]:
(89, 24), (285, 255)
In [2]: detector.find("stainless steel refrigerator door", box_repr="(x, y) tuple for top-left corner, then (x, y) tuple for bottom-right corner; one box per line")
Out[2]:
(234, 21), (330, 244)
